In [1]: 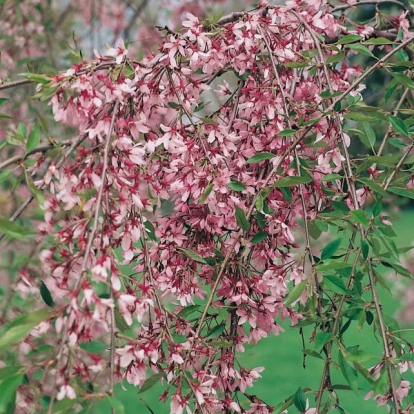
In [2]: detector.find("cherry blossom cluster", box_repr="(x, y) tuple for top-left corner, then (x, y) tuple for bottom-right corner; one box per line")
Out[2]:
(10, 0), (413, 413)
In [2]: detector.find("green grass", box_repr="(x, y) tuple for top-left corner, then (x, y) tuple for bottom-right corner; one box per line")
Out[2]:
(92, 211), (414, 414)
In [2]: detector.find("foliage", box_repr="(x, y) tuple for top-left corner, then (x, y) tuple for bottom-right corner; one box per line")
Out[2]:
(0, 0), (414, 413)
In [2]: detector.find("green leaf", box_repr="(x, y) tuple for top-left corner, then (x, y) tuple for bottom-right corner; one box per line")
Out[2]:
(178, 248), (207, 264)
(343, 113), (377, 122)
(359, 178), (387, 197)
(227, 179), (246, 192)
(0, 170), (13, 184)
(313, 332), (334, 350)
(0, 373), (24, 413)
(278, 128), (296, 136)
(361, 240), (369, 259)
(79, 340), (107, 354)
(388, 115), (409, 137)
(200, 117), (218, 125)
(138, 373), (165, 394)
(388, 187), (414, 200)
(337, 34), (362, 44)
(350, 210), (369, 227)
(400, 353), (414, 362)
(308, 220), (322, 239)
(114, 309), (130, 332)
(293, 387), (307, 412)
(198, 182), (214, 204)
(360, 122), (376, 147)
(0, 98), (8, 108)
(168, 102), (180, 109)
(382, 261), (413, 278)
(338, 351), (358, 393)
(24, 171), (44, 206)
(403, 154), (414, 164)
(235, 205), (250, 232)
(256, 194), (264, 212)
(21, 73), (51, 84)
(0, 310), (51, 351)
(40, 282), (55, 307)
(391, 72), (414, 90)
(347, 43), (376, 58)
(346, 350), (378, 363)
(17, 123), (27, 139)
(275, 394), (294, 414)
(274, 176), (312, 187)
(26, 123), (40, 153)
(317, 261), (351, 271)
(0, 366), (24, 381)
(326, 52), (346, 64)
(207, 323), (226, 338)
(209, 340), (233, 348)
(362, 37), (395, 45)
(177, 305), (200, 318)
(246, 152), (274, 164)
(0, 217), (33, 239)
(322, 173), (343, 182)
(324, 275), (348, 295)
(388, 138), (407, 148)
(302, 349), (323, 360)
(284, 61), (309, 68)
(251, 231), (268, 244)
(284, 280), (307, 306)
(321, 238), (342, 260)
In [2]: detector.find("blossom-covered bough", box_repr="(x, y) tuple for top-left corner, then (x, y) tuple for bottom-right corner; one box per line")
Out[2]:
(1, 0), (414, 413)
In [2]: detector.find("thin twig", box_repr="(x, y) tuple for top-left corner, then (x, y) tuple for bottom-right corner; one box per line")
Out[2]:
(332, 0), (410, 13)
(47, 100), (120, 414)
(0, 79), (33, 91)
(0, 141), (72, 172)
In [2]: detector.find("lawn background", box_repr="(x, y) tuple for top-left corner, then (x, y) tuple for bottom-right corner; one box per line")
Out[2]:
(92, 211), (414, 414)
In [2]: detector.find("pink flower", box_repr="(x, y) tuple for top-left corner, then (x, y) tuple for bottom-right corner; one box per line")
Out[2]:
(106, 38), (128, 64)
(56, 384), (76, 400)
